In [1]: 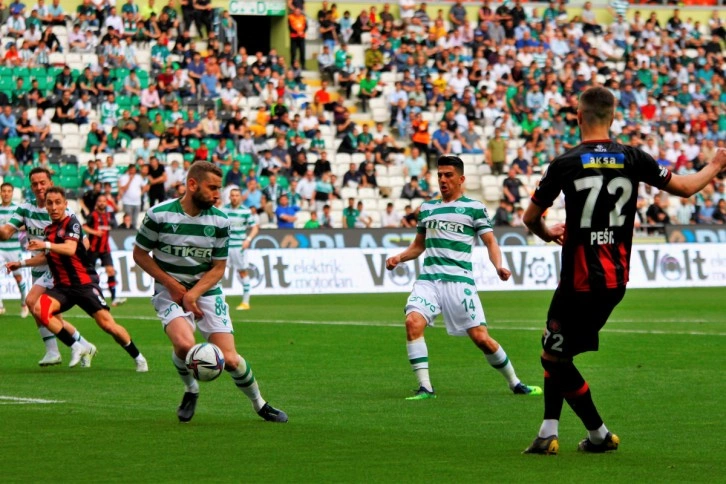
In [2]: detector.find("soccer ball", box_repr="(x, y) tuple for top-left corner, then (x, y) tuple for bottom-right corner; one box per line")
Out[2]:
(185, 343), (225, 382)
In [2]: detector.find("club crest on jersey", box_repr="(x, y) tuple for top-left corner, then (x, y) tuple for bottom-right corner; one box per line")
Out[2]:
(204, 226), (215, 237)
(455, 207), (466, 214)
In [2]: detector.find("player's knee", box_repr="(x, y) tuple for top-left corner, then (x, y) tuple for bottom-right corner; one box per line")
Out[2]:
(35, 294), (54, 326)
(405, 312), (426, 339)
(222, 351), (240, 370)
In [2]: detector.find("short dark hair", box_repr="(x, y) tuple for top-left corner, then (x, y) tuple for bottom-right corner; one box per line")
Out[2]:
(1, 182), (13, 190)
(437, 155), (464, 175)
(46, 186), (66, 199)
(29, 167), (52, 180)
(187, 160), (222, 183)
(579, 87), (615, 127)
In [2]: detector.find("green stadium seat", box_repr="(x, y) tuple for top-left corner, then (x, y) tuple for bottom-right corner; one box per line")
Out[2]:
(0, 77), (14, 91)
(183, 153), (194, 162)
(202, 138), (219, 150)
(7, 137), (22, 149)
(187, 138), (200, 150)
(2, 174), (23, 189)
(278, 175), (289, 189)
(59, 175), (81, 189)
(0, 66), (12, 78)
(220, 164), (231, 179)
(60, 164), (78, 177)
(258, 176), (269, 189)
(49, 163), (61, 174)
(30, 67), (46, 79)
(14, 67), (29, 79)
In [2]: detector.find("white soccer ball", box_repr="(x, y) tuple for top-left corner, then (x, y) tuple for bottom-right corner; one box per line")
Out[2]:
(185, 343), (225, 382)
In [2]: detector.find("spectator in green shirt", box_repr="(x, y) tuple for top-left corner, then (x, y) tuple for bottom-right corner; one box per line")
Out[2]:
(358, 70), (378, 113)
(486, 128), (508, 175)
(303, 210), (320, 229)
(342, 197), (360, 228)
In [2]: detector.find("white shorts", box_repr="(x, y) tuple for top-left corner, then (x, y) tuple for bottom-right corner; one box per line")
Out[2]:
(405, 280), (487, 336)
(0, 250), (23, 276)
(151, 287), (233, 340)
(228, 248), (249, 272)
(31, 269), (54, 289)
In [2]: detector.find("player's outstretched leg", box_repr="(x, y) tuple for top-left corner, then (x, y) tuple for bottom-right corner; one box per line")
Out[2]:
(467, 326), (542, 396)
(210, 332), (287, 422)
(91, 310), (147, 371)
(27, 285), (61, 365)
(14, 272), (30, 317)
(33, 294), (95, 368)
(236, 271), (251, 310)
(524, 355), (564, 455)
(167, 320), (200, 423)
(405, 312), (435, 400)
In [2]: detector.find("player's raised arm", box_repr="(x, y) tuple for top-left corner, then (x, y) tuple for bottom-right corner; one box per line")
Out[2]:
(386, 232), (426, 270)
(28, 237), (77, 257)
(663, 149), (726, 198)
(480, 231), (511, 281)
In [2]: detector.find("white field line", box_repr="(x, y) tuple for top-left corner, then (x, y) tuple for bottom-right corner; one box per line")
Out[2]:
(65, 314), (726, 337)
(0, 395), (65, 405)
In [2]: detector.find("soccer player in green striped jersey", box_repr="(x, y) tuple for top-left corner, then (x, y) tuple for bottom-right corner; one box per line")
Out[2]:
(223, 188), (259, 310)
(0, 168), (96, 367)
(386, 156), (542, 400)
(133, 161), (287, 423)
(0, 183), (30, 317)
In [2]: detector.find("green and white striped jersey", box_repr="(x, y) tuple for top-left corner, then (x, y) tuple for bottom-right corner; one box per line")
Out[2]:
(0, 202), (20, 251)
(8, 202), (74, 275)
(135, 198), (230, 294)
(416, 197), (493, 285)
(98, 165), (120, 194)
(223, 203), (256, 250)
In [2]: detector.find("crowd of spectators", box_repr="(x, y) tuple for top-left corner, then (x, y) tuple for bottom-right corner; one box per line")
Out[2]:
(0, 0), (723, 230)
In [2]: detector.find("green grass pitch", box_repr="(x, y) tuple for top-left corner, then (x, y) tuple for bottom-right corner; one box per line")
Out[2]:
(1, 287), (724, 483)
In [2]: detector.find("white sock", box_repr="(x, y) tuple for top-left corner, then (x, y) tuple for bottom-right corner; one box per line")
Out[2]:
(18, 280), (28, 306)
(484, 346), (520, 389)
(406, 337), (432, 392)
(228, 354), (265, 411)
(172, 352), (199, 394)
(39, 326), (60, 355)
(242, 276), (251, 304)
(538, 419), (559, 438)
(71, 329), (92, 350)
(588, 424), (609, 444)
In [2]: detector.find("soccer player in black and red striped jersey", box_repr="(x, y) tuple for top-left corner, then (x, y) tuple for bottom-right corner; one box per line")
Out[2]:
(6, 187), (148, 372)
(522, 87), (726, 455)
(82, 195), (126, 306)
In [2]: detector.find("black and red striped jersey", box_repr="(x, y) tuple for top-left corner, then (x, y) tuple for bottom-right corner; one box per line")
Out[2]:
(532, 140), (672, 292)
(44, 214), (99, 286)
(86, 210), (115, 254)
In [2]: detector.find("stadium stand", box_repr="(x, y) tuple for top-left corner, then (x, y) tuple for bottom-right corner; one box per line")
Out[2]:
(0, 0), (723, 230)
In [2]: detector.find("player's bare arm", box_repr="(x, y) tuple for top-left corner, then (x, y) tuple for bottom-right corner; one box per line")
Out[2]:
(184, 259), (226, 317)
(243, 224), (259, 250)
(82, 223), (103, 237)
(0, 223), (17, 241)
(664, 149), (726, 198)
(132, 245), (188, 303)
(27, 238), (77, 256)
(523, 204), (566, 245)
(480, 231), (512, 281)
(6, 253), (46, 271)
(386, 232), (426, 270)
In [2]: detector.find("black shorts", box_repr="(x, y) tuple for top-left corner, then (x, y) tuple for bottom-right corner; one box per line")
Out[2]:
(542, 286), (626, 357)
(89, 251), (113, 267)
(46, 284), (110, 316)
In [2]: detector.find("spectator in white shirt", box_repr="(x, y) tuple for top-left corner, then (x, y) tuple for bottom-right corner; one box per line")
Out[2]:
(296, 170), (317, 208)
(104, 6), (124, 34)
(380, 202), (401, 228)
(118, 164), (147, 225)
(140, 83), (161, 108)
